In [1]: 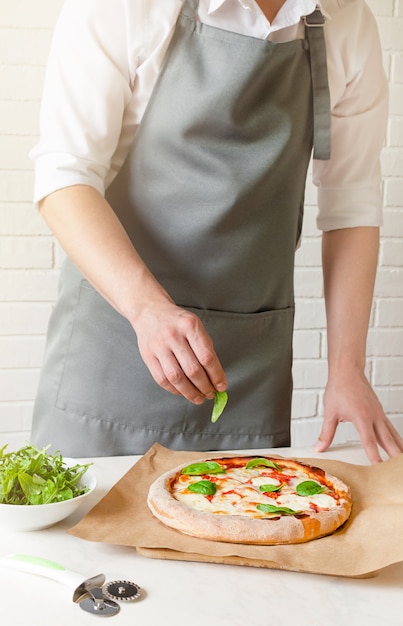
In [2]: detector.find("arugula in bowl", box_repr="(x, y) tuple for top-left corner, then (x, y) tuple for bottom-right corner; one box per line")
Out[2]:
(0, 443), (92, 506)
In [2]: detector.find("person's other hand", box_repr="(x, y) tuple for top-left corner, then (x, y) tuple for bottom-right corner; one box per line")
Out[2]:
(315, 368), (403, 464)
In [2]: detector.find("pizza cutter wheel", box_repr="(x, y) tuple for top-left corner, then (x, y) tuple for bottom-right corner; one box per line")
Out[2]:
(102, 580), (142, 602)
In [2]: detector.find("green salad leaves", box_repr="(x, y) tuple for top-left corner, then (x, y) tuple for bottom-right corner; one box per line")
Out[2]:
(0, 443), (92, 505)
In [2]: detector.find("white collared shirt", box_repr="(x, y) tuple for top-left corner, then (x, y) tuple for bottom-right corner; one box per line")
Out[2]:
(30, 0), (388, 231)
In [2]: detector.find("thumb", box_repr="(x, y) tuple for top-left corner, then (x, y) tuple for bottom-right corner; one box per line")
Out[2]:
(314, 418), (338, 453)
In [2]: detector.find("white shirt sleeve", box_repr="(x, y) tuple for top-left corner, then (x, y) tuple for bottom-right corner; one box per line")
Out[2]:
(30, 0), (139, 203)
(313, 0), (388, 231)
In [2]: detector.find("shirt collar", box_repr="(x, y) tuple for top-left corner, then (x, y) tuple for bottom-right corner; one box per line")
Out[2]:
(207, 0), (329, 21)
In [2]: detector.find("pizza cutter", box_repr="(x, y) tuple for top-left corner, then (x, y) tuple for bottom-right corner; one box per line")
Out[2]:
(0, 554), (142, 616)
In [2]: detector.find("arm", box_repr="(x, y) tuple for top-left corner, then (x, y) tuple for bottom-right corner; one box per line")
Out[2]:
(315, 226), (403, 463)
(39, 185), (227, 403)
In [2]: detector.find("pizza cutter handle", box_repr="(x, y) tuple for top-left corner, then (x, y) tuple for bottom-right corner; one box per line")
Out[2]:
(0, 553), (104, 600)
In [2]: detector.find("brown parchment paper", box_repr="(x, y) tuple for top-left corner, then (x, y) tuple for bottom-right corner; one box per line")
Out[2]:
(68, 443), (403, 578)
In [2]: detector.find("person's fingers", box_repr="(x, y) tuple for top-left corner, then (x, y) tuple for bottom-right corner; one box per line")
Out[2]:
(353, 419), (383, 464)
(185, 320), (227, 392)
(373, 419), (403, 459)
(150, 349), (207, 403)
(314, 416), (338, 453)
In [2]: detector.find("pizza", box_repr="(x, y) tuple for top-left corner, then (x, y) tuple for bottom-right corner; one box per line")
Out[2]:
(147, 455), (352, 545)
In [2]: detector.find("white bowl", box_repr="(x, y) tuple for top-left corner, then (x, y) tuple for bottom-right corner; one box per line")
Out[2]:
(0, 462), (96, 532)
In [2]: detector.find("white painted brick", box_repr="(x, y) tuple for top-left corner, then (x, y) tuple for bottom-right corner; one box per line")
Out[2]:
(0, 370), (40, 402)
(381, 210), (403, 237)
(295, 239), (322, 267)
(0, 28), (53, 66)
(0, 269), (58, 301)
(1, 0), (64, 28)
(0, 403), (33, 433)
(376, 299), (403, 327)
(294, 269), (323, 298)
(377, 18), (403, 51)
(0, 102), (40, 136)
(0, 336), (46, 368)
(291, 418), (323, 448)
(367, 329), (403, 356)
(0, 66), (46, 100)
(374, 268), (403, 297)
(0, 137), (35, 170)
(0, 204), (50, 236)
(54, 242), (67, 268)
(291, 391), (318, 419)
(293, 331), (321, 359)
(381, 149), (403, 177)
(392, 53), (403, 82)
(303, 178), (317, 205)
(388, 118), (403, 147)
(301, 207), (319, 236)
(388, 84), (403, 115)
(377, 387), (403, 413)
(380, 239), (403, 266)
(373, 358), (403, 385)
(292, 359), (328, 389)
(0, 237), (54, 269)
(294, 300), (327, 330)
(384, 178), (403, 207)
(0, 171), (34, 202)
(0, 432), (32, 450)
(365, 0), (393, 16)
(0, 303), (53, 335)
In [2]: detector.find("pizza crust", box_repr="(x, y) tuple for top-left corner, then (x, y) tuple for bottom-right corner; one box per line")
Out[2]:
(147, 456), (352, 545)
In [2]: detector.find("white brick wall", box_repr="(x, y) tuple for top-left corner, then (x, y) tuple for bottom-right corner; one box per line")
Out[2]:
(0, 0), (402, 451)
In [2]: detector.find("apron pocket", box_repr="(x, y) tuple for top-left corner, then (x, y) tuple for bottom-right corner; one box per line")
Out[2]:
(55, 280), (294, 438)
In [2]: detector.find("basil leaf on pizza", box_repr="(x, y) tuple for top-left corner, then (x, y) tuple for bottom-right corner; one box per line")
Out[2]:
(296, 480), (325, 496)
(181, 461), (224, 475)
(188, 480), (217, 496)
(245, 458), (282, 471)
(256, 504), (298, 515)
(147, 455), (352, 545)
(259, 483), (284, 493)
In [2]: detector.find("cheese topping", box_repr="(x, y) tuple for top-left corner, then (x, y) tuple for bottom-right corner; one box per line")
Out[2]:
(171, 460), (343, 518)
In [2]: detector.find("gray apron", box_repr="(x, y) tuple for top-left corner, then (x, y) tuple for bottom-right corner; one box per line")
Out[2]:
(31, 0), (330, 456)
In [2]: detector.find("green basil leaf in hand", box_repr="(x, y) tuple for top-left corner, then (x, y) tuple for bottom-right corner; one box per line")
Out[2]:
(211, 390), (228, 423)
(295, 480), (325, 496)
(188, 480), (217, 496)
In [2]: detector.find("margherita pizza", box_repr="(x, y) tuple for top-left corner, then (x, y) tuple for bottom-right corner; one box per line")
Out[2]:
(147, 455), (352, 545)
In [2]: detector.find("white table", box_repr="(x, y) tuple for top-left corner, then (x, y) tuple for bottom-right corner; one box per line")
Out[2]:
(1, 445), (402, 626)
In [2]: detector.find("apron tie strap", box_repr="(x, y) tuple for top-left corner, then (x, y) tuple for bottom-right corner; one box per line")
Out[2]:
(303, 6), (331, 160)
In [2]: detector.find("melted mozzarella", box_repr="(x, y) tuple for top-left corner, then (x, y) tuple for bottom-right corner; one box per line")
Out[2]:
(172, 463), (339, 517)
(251, 476), (280, 487)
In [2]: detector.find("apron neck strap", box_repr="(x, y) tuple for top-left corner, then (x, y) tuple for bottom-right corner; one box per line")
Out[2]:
(303, 6), (331, 160)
